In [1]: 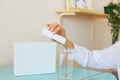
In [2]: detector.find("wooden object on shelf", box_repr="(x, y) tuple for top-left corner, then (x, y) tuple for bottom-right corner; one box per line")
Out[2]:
(66, 0), (70, 10)
(112, 0), (118, 4)
(66, 0), (93, 11)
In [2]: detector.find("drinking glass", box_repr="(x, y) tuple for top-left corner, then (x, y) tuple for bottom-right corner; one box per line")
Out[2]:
(59, 49), (73, 80)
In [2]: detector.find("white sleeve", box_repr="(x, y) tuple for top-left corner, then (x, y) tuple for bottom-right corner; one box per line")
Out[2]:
(71, 41), (120, 69)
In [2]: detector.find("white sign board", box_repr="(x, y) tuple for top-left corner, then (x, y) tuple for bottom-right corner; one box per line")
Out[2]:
(14, 42), (56, 76)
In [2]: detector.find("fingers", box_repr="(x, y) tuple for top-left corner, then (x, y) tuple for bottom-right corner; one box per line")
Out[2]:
(47, 23), (60, 34)
(53, 26), (61, 34)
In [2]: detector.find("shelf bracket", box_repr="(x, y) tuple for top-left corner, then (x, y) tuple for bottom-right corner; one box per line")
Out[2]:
(58, 12), (76, 25)
(90, 18), (95, 40)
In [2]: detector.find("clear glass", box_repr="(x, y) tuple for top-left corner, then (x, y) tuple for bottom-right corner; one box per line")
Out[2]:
(59, 49), (73, 80)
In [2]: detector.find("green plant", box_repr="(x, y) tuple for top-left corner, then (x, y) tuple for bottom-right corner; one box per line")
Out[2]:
(105, 2), (120, 44)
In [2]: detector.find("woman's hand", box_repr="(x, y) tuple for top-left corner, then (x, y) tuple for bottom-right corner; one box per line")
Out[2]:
(47, 23), (74, 49)
(47, 23), (66, 38)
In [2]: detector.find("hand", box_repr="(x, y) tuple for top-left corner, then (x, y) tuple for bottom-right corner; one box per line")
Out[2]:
(47, 23), (66, 38)
(47, 23), (74, 49)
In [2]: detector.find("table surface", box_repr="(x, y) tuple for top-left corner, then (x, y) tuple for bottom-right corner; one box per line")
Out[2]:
(0, 66), (117, 80)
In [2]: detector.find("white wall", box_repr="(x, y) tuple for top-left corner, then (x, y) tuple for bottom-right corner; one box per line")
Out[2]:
(0, 0), (111, 67)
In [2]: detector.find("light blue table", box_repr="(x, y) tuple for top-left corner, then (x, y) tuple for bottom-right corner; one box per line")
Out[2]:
(0, 66), (117, 80)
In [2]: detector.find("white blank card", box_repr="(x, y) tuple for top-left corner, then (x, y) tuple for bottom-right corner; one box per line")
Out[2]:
(14, 42), (56, 76)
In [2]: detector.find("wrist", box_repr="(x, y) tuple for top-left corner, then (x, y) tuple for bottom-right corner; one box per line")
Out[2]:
(64, 39), (74, 49)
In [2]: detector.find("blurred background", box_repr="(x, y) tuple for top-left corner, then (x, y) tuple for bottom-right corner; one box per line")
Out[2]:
(0, 0), (113, 67)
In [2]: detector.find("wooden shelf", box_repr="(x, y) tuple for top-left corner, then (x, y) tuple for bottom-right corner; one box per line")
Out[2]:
(56, 9), (108, 19)
(56, 9), (108, 40)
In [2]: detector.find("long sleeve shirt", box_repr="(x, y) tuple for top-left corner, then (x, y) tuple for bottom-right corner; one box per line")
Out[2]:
(71, 41), (120, 80)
